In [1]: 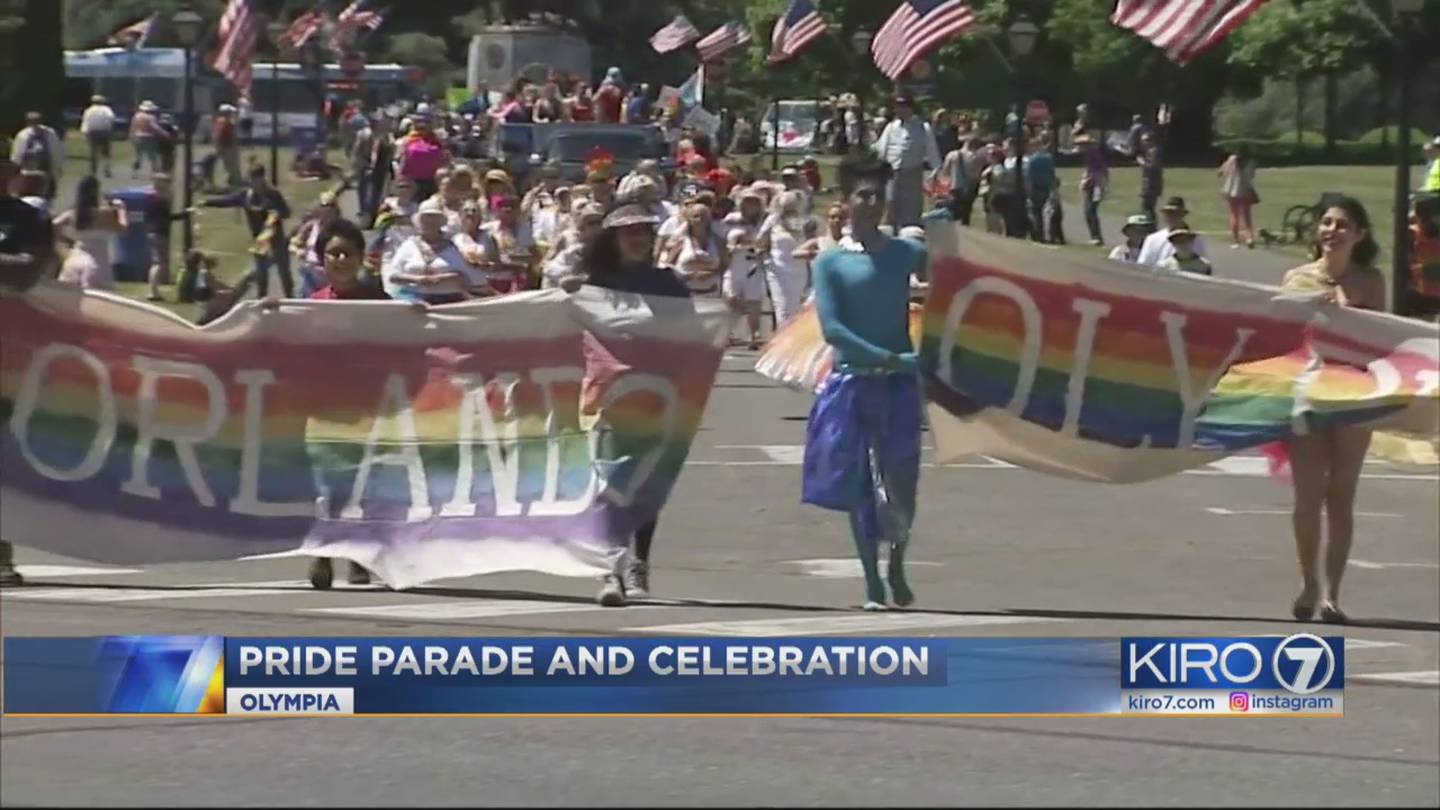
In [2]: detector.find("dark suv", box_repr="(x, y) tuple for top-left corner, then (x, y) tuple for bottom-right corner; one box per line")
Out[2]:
(497, 123), (674, 190)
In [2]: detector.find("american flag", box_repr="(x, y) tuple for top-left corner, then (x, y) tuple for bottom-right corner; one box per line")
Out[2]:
(1111, 0), (1265, 64)
(696, 20), (752, 63)
(650, 14), (701, 53)
(871, 0), (976, 81)
(108, 13), (158, 49)
(210, 0), (258, 98)
(330, 0), (386, 53)
(768, 0), (827, 63)
(280, 8), (324, 49)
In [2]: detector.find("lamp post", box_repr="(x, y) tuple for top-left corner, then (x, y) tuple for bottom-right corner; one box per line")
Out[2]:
(266, 20), (286, 183)
(1006, 15), (1039, 240)
(1391, 0), (1423, 316)
(300, 36), (325, 153)
(850, 28), (873, 151)
(172, 6), (204, 263)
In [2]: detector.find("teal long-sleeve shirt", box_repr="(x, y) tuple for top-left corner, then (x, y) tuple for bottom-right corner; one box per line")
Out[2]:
(811, 236), (926, 371)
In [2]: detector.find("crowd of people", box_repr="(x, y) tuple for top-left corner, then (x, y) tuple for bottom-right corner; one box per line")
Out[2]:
(3, 69), (1439, 610)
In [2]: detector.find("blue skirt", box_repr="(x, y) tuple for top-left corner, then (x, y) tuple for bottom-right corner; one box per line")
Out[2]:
(802, 371), (922, 529)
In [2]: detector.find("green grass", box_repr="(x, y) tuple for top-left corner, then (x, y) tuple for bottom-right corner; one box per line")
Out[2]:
(1056, 164), (1398, 259)
(61, 132), (331, 321)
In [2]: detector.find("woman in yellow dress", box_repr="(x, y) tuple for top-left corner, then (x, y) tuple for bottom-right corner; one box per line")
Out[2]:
(1280, 196), (1387, 623)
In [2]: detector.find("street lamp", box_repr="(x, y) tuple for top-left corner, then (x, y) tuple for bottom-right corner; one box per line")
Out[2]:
(1391, 0), (1423, 315)
(266, 20), (287, 183)
(172, 5), (204, 267)
(1004, 15), (1040, 241)
(299, 36), (325, 155)
(850, 29), (873, 151)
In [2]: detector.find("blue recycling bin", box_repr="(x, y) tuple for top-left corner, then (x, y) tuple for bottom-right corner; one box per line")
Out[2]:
(290, 125), (320, 157)
(111, 186), (155, 283)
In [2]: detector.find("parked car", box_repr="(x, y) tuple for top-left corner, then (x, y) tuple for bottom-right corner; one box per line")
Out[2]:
(494, 123), (674, 191)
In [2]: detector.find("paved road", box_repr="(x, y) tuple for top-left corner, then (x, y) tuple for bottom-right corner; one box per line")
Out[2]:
(2, 348), (1437, 806)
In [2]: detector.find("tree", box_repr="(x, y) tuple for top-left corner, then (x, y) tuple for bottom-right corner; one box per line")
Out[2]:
(383, 33), (456, 99)
(2, 0), (63, 133)
(1226, 0), (1388, 152)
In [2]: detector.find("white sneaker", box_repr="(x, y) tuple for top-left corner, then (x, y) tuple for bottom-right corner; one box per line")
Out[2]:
(623, 559), (650, 599)
(597, 574), (627, 607)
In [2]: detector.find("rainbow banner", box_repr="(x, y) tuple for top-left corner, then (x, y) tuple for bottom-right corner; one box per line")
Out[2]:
(759, 226), (1439, 483)
(0, 286), (730, 587)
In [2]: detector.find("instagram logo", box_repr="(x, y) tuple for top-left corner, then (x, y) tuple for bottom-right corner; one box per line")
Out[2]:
(1229, 691), (1250, 712)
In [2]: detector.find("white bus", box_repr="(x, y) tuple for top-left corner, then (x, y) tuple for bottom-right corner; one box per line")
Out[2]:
(64, 48), (413, 142)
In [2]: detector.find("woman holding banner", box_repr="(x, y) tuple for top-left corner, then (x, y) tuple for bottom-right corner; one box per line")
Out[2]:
(1279, 197), (1387, 623)
(563, 203), (693, 607)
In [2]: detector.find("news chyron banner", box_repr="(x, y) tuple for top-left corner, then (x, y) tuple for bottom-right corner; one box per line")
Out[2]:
(3, 636), (1343, 717)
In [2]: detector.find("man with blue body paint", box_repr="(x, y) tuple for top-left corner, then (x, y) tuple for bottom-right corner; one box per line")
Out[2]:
(802, 152), (927, 610)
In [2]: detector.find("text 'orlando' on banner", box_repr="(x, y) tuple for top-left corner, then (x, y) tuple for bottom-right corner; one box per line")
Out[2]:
(0, 285), (731, 588)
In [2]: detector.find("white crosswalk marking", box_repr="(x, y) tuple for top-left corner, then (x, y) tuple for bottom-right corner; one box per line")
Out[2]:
(1351, 670), (1440, 687)
(14, 565), (144, 578)
(783, 558), (944, 579)
(1, 580), (306, 603)
(628, 613), (1061, 636)
(306, 599), (654, 620)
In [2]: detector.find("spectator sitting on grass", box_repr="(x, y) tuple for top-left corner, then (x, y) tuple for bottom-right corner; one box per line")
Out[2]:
(1156, 227), (1212, 277)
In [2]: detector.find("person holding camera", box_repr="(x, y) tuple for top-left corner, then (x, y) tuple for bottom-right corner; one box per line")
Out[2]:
(723, 189), (770, 349)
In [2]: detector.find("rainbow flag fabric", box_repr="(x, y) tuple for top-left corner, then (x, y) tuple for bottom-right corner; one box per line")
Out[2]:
(758, 226), (1439, 483)
(1, 286), (731, 587)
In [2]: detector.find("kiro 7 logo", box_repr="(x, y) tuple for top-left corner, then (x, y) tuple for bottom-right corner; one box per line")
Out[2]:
(1125, 634), (1338, 695)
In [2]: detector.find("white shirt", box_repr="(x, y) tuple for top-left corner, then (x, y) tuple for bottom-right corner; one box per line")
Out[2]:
(1137, 227), (1209, 268)
(386, 235), (479, 298)
(1108, 244), (1141, 263)
(872, 116), (940, 172)
(81, 104), (116, 135)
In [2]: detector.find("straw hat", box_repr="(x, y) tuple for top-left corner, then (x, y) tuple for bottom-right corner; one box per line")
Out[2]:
(1122, 214), (1153, 235)
(602, 203), (660, 229)
(413, 197), (449, 227)
(575, 203), (606, 224)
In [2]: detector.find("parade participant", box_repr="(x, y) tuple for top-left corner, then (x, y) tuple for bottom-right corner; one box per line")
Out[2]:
(803, 152), (927, 610)
(370, 175), (420, 269)
(977, 140), (1009, 235)
(625, 83), (651, 124)
(1027, 135), (1058, 243)
(289, 191), (342, 296)
(396, 110), (449, 201)
(12, 112), (63, 200)
(563, 203), (692, 606)
(0, 137), (58, 588)
(130, 100), (161, 177)
(1108, 214), (1153, 263)
(1278, 197), (1387, 623)
(938, 136), (984, 226)
(81, 95), (116, 178)
(481, 194), (538, 293)
(1077, 133), (1108, 246)
(523, 161), (564, 216)
(779, 165), (813, 215)
(1156, 227), (1212, 276)
(481, 168), (516, 214)
(658, 198), (724, 296)
(1136, 132), (1164, 227)
(53, 176), (125, 291)
(531, 184), (572, 252)
(994, 136), (1030, 239)
(386, 198), (487, 303)
(301, 218), (392, 590)
(724, 190), (770, 349)
(872, 94), (941, 230)
(1138, 196), (1209, 267)
(155, 113), (180, 175)
(796, 202), (850, 261)
(437, 165), (478, 231)
(595, 69), (626, 123)
(204, 163), (294, 298)
(587, 168), (616, 210)
(211, 104), (243, 189)
(568, 84), (596, 122)
(1422, 137), (1440, 194)
(1409, 194), (1440, 319)
(763, 189), (812, 325)
(1218, 145), (1259, 249)
(144, 174), (186, 302)
(543, 202), (604, 288)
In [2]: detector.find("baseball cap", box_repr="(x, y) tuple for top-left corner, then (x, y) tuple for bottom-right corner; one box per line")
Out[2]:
(1122, 214), (1153, 232)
